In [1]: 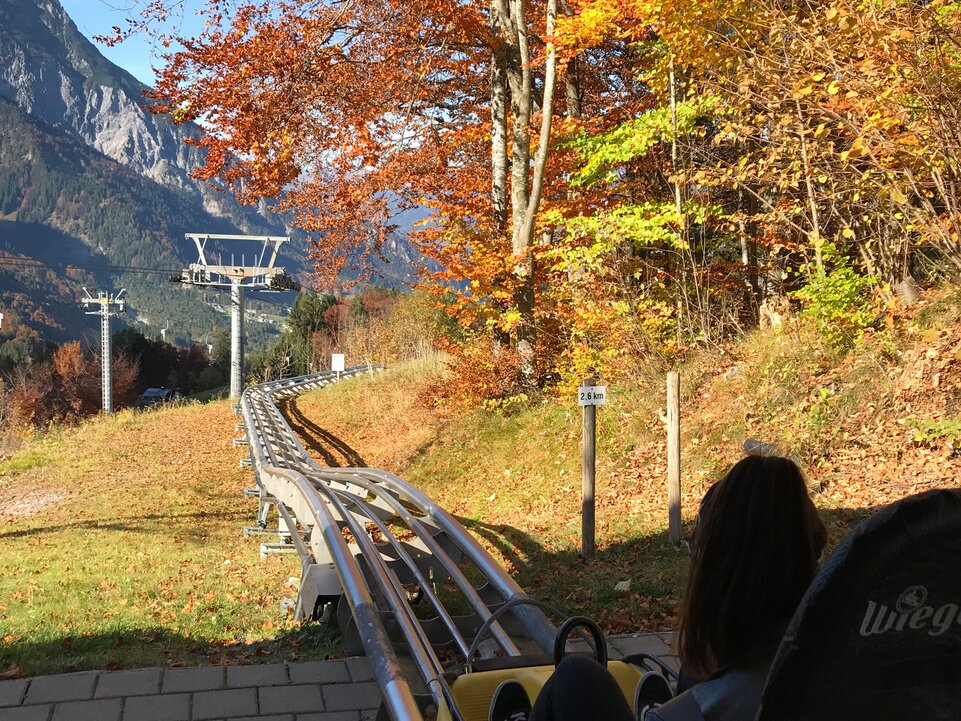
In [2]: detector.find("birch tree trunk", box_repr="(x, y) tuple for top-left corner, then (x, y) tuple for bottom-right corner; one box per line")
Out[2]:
(490, 0), (517, 351)
(490, 0), (510, 237)
(670, 59), (688, 346)
(795, 98), (824, 273)
(559, 0), (582, 121)
(507, 0), (532, 252)
(489, 0), (559, 383)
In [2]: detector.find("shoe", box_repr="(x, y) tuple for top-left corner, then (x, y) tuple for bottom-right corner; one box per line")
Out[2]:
(634, 671), (673, 721)
(489, 679), (532, 721)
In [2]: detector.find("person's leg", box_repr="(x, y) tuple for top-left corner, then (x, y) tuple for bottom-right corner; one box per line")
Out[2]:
(530, 655), (634, 721)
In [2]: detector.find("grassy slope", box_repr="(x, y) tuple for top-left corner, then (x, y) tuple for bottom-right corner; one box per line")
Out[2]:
(0, 402), (327, 677)
(294, 288), (961, 635)
(1, 289), (958, 675)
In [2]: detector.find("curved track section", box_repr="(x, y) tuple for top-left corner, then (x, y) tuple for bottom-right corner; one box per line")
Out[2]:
(240, 369), (556, 721)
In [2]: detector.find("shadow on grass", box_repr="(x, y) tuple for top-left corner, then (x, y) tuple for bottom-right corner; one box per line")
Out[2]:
(455, 503), (880, 633)
(459, 516), (687, 630)
(0, 622), (342, 678)
(0, 501), (884, 677)
(279, 398), (368, 467)
(0, 509), (249, 540)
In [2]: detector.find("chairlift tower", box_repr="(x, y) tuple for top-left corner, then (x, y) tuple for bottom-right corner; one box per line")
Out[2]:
(173, 234), (297, 399)
(82, 288), (126, 413)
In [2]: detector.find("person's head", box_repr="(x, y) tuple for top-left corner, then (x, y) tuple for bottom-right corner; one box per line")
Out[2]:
(677, 455), (827, 680)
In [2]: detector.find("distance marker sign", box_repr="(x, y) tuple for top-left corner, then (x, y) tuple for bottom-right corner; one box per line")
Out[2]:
(578, 386), (607, 406)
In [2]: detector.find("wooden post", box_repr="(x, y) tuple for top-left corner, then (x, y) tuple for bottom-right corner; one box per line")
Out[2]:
(667, 371), (682, 547)
(581, 377), (596, 559)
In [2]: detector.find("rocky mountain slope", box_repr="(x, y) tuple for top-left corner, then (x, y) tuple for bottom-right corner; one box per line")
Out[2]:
(0, 0), (276, 229)
(0, 0), (421, 348)
(0, 96), (249, 344)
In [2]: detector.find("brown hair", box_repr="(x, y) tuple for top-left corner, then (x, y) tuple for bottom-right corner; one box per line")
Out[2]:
(677, 455), (827, 680)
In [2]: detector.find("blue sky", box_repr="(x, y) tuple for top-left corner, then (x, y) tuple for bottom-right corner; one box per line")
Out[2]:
(60, 0), (205, 85)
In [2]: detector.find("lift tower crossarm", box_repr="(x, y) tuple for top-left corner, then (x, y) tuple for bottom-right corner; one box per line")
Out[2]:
(176, 233), (293, 399)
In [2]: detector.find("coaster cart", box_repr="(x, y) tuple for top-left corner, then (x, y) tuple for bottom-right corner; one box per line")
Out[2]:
(756, 488), (961, 721)
(429, 609), (678, 721)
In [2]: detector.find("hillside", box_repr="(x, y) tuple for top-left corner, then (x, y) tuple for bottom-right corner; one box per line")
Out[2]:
(0, 401), (321, 676)
(292, 288), (961, 633)
(0, 0), (424, 348)
(0, 0), (292, 346)
(0, 290), (957, 675)
(0, 97), (251, 344)
(0, 0), (280, 227)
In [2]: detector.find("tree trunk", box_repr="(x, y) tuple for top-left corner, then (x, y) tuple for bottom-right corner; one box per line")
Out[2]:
(738, 186), (759, 323)
(490, 5), (510, 236)
(518, 0), (557, 244)
(490, 0), (559, 383)
(670, 59), (688, 346)
(558, 0), (581, 120)
(490, 0), (517, 353)
(506, 0), (531, 251)
(794, 98), (823, 273)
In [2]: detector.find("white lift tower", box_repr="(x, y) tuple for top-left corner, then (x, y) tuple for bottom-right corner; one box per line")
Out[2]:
(82, 287), (126, 413)
(172, 234), (297, 399)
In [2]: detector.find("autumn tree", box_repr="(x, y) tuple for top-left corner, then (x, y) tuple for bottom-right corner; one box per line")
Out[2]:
(7, 362), (57, 428)
(544, 0), (961, 374)
(715, 0), (961, 292)
(110, 0), (580, 383)
(52, 341), (98, 418)
(109, 0), (961, 393)
(522, 0), (763, 376)
(110, 353), (141, 408)
(0, 377), (15, 456)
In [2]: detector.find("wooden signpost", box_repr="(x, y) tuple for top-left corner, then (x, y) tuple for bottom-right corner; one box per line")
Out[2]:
(667, 371), (682, 547)
(579, 378), (607, 559)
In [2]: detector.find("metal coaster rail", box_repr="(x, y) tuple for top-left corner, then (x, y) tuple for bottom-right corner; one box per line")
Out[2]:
(239, 367), (557, 721)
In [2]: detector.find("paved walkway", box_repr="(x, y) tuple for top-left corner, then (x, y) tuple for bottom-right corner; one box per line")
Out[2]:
(0, 633), (676, 721)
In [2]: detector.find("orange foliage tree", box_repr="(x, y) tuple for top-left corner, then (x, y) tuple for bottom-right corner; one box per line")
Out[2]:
(532, 0), (961, 371)
(108, 0), (648, 391)
(52, 341), (99, 418)
(111, 0), (961, 394)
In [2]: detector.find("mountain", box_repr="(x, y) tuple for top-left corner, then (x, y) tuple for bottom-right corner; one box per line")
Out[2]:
(0, 0), (294, 347)
(0, 0), (273, 226)
(0, 0), (422, 353)
(0, 95), (250, 345)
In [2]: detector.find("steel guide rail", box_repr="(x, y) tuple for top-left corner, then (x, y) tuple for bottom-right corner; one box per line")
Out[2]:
(239, 368), (556, 721)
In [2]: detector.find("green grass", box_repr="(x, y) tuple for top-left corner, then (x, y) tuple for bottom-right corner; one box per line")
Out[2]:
(0, 402), (336, 676)
(0, 450), (51, 476)
(298, 360), (688, 633)
(397, 397), (688, 630)
(295, 309), (947, 635)
(3, 290), (954, 674)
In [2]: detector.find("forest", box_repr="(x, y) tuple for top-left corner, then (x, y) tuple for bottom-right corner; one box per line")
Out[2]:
(0, 286), (449, 452)
(0, 96), (282, 346)
(101, 0), (961, 404)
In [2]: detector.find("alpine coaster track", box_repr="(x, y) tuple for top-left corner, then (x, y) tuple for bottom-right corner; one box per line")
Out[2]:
(239, 368), (559, 721)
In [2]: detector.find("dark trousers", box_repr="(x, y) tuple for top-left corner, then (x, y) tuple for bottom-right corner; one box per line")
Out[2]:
(530, 655), (634, 721)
